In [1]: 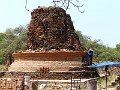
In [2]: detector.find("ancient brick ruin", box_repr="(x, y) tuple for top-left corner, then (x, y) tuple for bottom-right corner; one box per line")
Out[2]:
(0, 77), (24, 90)
(28, 6), (84, 51)
(8, 6), (98, 80)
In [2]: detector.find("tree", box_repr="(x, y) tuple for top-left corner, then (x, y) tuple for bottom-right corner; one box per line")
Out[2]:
(0, 26), (28, 64)
(116, 43), (120, 52)
(76, 30), (120, 63)
(52, 0), (84, 12)
(25, 0), (84, 13)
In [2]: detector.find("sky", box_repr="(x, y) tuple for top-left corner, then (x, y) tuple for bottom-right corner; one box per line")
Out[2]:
(0, 0), (120, 48)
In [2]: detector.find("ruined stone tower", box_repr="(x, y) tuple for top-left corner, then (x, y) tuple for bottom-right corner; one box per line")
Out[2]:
(28, 6), (84, 51)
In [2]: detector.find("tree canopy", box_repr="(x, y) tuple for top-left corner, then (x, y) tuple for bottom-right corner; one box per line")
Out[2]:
(76, 31), (120, 63)
(0, 26), (28, 64)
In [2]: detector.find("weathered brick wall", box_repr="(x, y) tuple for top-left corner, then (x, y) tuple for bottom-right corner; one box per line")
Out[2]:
(9, 60), (81, 72)
(9, 52), (83, 72)
(0, 77), (24, 90)
(28, 6), (85, 51)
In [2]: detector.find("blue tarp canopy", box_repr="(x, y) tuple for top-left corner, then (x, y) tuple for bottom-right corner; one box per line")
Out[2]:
(88, 61), (120, 90)
(89, 61), (120, 68)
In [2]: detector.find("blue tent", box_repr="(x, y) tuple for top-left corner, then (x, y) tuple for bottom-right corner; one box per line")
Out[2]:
(88, 61), (120, 90)
(89, 61), (120, 68)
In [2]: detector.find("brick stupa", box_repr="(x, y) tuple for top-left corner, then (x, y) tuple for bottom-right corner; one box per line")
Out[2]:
(8, 6), (98, 79)
(28, 6), (84, 51)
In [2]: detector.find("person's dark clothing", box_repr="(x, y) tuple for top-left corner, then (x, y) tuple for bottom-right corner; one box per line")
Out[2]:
(88, 50), (93, 65)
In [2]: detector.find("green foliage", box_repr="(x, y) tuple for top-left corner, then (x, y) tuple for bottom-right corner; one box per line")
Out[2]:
(0, 33), (6, 41)
(0, 57), (5, 65)
(116, 43), (120, 52)
(76, 31), (120, 63)
(0, 25), (28, 64)
(0, 65), (6, 72)
(97, 48), (120, 62)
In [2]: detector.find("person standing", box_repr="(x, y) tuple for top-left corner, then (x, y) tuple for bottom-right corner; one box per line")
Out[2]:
(88, 49), (94, 65)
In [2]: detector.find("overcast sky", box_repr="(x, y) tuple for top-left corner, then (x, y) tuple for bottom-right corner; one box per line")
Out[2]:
(0, 0), (120, 48)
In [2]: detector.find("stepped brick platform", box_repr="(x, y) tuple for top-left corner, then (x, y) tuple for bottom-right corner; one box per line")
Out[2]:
(5, 70), (99, 80)
(8, 51), (99, 79)
(9, 51), (84, 72)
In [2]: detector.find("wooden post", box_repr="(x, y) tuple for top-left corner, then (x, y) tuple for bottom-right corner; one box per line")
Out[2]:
(71, 74), (72, 90)
(74, 80), (75, 88)
(87, 79), (97, 90)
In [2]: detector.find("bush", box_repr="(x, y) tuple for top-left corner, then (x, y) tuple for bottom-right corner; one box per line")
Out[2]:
(0, 57), (6, 65)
